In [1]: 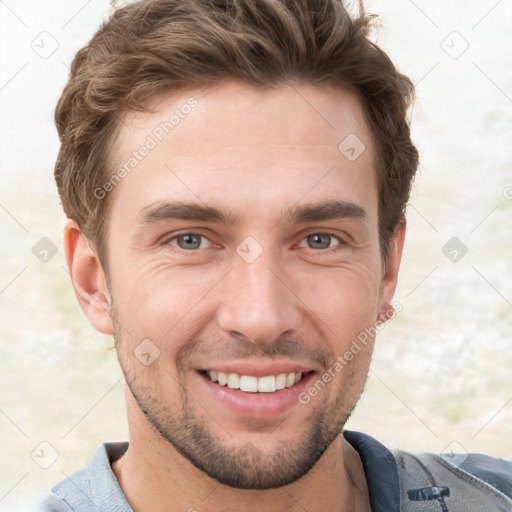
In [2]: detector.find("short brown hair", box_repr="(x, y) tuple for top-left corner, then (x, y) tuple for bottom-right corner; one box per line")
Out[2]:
(54, 0), (418, 269)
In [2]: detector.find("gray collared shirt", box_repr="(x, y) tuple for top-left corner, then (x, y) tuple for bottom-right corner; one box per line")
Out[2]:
(39, 431), (512, 511)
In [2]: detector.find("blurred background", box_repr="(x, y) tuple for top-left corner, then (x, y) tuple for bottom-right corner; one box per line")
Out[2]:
(0, 0), (511, 509)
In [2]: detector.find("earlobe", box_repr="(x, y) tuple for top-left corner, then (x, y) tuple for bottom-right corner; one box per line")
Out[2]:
(63, 220), (114, 335)
(378, 218), (406, 322)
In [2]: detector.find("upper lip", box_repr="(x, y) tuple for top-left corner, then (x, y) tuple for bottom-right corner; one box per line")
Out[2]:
(198, 360), (317, 377)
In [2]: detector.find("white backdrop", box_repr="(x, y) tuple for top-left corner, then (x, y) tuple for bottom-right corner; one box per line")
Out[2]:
(0, 0), (511, 510)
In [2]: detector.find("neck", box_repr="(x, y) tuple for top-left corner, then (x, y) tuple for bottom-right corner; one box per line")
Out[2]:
(112, 421), (370, 512)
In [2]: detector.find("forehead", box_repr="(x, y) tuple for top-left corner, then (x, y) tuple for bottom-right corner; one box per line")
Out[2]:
(108, 81), (377, 226)
(119, 81), (373, 154)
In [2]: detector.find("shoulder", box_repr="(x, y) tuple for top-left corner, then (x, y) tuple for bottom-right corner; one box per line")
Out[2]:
(37, 465), (89, 511)
(393, 449), (512, 511)
(37, 442), (130, 512)
(344, 431), (512, 511)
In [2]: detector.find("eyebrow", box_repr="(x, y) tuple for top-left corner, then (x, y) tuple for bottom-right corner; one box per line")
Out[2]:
(285, 200), (368, 224)
(137, 199), (368, 227)
(137, 201), (240, 226)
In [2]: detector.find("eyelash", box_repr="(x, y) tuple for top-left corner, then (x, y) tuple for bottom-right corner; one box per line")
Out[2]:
(162, 231), (346, 252)
(297, 233), (343, 251)
(166, 232), (213, 250)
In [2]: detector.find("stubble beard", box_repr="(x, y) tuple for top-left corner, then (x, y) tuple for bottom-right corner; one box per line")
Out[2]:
(111, 314), (369, 489)
(119, 367), (366, 488)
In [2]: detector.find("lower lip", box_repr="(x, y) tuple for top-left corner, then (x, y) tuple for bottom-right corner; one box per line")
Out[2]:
(198, 371), (316, 418)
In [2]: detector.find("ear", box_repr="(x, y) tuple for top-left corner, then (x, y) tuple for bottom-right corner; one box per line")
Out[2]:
(63, 220), (114, 335)
(377, 218), (406, 321)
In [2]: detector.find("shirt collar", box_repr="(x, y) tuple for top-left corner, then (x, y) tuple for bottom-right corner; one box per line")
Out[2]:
(90, 432), (400, 511)
(343, 430), (401, 512)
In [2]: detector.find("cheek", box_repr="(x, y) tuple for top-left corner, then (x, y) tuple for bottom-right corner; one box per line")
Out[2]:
(113, 261), (222, 354)
(293, 262), (381, 348)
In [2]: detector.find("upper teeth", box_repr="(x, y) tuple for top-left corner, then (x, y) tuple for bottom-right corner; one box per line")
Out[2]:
(206, 371), (303, 393)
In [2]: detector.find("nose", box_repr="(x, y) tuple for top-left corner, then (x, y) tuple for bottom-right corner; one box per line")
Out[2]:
(216, 250), (302, 345)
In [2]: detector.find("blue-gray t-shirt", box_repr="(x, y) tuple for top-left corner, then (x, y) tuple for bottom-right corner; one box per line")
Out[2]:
(39, 430), (512, 511)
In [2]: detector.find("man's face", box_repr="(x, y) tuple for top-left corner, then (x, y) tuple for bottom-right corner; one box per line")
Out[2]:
(99, 81), (400, 488)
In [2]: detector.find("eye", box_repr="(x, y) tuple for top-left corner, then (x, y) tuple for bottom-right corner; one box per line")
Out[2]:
(169, 233), (210, 250)
(300, 233), (341, 250)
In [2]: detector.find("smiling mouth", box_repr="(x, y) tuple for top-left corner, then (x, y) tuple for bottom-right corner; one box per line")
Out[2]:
(200, 370), (313, 393)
